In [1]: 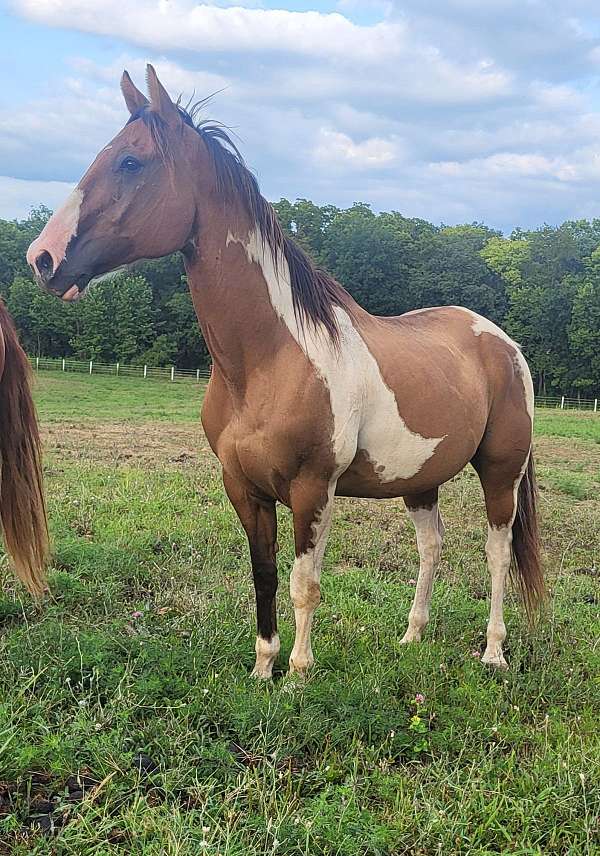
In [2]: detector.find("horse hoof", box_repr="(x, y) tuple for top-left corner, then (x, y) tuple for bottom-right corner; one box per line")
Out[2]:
(288, 657), (312, 677)
(481, 651), (508, 670)
(250, 666), (273, 680)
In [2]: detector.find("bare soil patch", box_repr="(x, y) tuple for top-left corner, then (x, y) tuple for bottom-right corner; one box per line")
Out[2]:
(42, 420), (210, 468)
(42, 421), (600, 475)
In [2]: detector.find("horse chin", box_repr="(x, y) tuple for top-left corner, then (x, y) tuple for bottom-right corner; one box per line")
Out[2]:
(60, 265), (130, 302)
(61, 284), (81, 302)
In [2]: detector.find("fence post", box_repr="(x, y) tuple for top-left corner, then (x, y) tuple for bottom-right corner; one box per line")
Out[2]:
(116, 362), (120, 376)
(560, 395), (565, 409)
(89, 360), (93, 375)
(196, 368), (200, 382)
(36, 356), (39, 371)
(62, 358), (65, 372)
(595, 399), (598, 413)
(144, 364), (147, 379)
(171, 366), (175, 382)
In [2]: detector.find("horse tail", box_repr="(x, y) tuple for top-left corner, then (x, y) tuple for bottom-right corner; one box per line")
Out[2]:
(511, 452), (545, 619)
(0, 301), (48, 596)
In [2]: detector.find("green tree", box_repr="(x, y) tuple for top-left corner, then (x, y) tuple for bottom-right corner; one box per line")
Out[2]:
(7, 276), (74, 356)
(163, 290), (209, 367)
(480, 236), (530, 287)
(274, 198), (339, 258)
(70, 275), (153, 362)
(2, 204), (600, 394)
(319, 204), (419, 316)
(413, 225), (506, 321)
(137, 334), (177, 367)
(568, 249), (600, 393)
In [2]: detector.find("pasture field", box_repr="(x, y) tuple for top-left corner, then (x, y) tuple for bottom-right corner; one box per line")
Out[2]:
(0, 372), (598, 855)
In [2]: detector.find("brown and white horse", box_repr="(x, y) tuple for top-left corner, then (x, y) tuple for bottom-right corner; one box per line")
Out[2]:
(0, 301), (48, 596)
(27, 66), (544, 673)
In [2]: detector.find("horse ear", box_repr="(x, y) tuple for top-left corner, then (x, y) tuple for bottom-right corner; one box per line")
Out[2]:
(121, 70), (148, 115)
(146, 64), (180, 126)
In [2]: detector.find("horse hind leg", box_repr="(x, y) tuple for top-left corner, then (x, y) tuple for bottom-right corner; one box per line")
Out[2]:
(481, 513), (513, 668)
(473, 436), (532, 669)
(400, 489), (444, 644)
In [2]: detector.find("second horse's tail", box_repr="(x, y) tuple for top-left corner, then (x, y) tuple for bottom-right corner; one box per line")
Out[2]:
(0, 301), (48, 595)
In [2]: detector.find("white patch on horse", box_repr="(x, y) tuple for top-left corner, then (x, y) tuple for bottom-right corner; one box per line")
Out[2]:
(481, 523), (512, 669)
(401, 503), (444, 644)
(26, 188), (84, 271)
(461, 308), (534, 424)
(252, 633), (280, 680)
(288, 481), (336, 674)
(228, 228), (444, 480)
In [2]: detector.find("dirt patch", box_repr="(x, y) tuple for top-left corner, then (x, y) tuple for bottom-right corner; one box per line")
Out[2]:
(535, 436), (600, 471)
(42, 423), (600, 476)
(42, 421), (211, 468)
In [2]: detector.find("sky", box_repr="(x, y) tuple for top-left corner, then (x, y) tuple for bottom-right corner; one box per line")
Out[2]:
(2, 0), (600, 231)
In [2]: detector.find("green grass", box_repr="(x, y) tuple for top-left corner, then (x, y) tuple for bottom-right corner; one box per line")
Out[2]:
(0, 373), (598, 854)
(534, 408), (600, 442)
(32, 371), (205, 423)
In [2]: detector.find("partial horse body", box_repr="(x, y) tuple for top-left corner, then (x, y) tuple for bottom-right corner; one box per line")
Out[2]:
(0, 301), (48, 596)
(27, 66), (544, 672)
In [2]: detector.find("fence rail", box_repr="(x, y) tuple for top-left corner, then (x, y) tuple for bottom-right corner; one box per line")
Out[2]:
(30, 356), (211, 383)
(28, 357), (599, 411)
(535, 395), (598, 412)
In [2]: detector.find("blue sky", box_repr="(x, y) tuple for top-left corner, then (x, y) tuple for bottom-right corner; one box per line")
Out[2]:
(2, 0), (600, 231)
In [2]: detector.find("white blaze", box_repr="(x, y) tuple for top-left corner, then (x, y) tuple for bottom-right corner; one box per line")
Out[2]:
(228, 228), (443, 480)
(26, 188), (84, 272)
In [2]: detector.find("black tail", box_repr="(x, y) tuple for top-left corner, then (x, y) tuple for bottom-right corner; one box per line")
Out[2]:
(511, 452), (545, 619)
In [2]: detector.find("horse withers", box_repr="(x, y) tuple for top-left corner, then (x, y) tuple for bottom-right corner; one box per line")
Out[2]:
(27, 66), (544, 673)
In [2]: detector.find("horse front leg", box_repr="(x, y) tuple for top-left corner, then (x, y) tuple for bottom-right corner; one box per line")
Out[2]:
(223, 473), (279, 679)
(288, 477), (336, 675)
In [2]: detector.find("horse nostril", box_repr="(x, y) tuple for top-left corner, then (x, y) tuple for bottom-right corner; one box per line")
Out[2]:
(35, 250), (54, 278)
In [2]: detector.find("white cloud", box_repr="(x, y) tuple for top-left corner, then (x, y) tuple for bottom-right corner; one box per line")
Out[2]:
(17, 0), (405, 62)
(531, 82), (586, 112)
(0, 176), (74, 220)
(429, 148), (600, 185)
(314, 129), (401, 169)
(70, 55), (230, 98)
(6, 0), (600, 231)
(16, 0), (513, 108)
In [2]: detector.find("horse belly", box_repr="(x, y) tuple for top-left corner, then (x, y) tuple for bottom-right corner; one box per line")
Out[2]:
(336, 411), (480, 499)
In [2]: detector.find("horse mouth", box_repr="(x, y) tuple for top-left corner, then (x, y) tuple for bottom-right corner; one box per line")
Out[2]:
(61, 284), (81, 302)
(59, 265), (132, 302)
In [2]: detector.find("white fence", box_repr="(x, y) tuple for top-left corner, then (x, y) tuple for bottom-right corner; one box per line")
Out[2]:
(30, 356), (211, 383)
(535, 395), (598, 412)
(28, 357), (599, 409)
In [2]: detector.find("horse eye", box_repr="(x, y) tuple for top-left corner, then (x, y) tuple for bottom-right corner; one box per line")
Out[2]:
(120, 156), (142, 173)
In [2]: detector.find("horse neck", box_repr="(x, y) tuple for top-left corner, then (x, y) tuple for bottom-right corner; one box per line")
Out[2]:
(183, 207), (294, 395)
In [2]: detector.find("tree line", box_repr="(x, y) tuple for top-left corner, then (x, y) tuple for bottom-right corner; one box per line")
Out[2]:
(1, 202), (599, 396)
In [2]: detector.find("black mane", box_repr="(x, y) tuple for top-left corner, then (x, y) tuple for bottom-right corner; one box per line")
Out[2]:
(131, 104), (351, 344)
